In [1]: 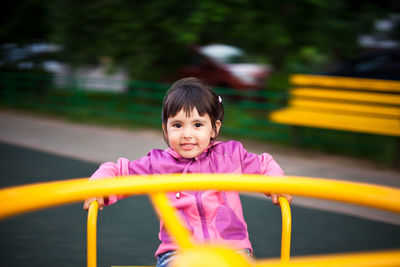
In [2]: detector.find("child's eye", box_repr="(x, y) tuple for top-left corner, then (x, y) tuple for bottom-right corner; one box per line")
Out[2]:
(173, 123), (181, 128)
(194, 123), (203, 128)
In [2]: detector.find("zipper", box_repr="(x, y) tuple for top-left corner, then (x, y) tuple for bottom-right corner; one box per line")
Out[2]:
(193, 156), (210, 240)
(195, 191), (210, 240)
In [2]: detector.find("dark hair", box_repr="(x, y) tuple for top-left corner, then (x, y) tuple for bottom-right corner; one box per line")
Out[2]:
(162, 77), (224, 141)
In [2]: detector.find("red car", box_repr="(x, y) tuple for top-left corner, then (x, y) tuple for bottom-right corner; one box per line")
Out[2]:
(170, 44), (271, 90)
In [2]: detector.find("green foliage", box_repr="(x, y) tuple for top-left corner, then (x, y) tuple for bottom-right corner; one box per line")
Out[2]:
(286, 46), (331, 73)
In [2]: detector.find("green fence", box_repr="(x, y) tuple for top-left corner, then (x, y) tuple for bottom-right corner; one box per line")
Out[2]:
(0, 72), (397, 165)
(0, 72), (290, 140)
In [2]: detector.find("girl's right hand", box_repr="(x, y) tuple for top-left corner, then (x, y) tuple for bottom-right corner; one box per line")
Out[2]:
(83, 197), (106, 211)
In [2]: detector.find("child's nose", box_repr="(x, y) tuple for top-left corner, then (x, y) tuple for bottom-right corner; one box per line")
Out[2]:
(182, 126), (193, 138)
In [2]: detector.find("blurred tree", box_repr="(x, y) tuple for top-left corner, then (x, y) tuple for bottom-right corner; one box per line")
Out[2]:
(47, 0), (197, 79)
(1, 0), (395, 80)
(0, 0), (50, 44)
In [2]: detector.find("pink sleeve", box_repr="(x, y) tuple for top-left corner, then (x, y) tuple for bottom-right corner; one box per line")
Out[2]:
(258, 153), (284, 176)
(89, 157), (130, 205)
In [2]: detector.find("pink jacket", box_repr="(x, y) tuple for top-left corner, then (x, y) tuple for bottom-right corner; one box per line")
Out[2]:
(90, 140), (284, 257)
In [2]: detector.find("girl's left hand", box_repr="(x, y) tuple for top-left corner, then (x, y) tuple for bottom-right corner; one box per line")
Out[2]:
(265, 193), (293, 206)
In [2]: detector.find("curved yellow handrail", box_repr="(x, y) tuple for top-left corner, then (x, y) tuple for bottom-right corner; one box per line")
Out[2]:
(87, 200), (98, 267)
(1, 175), (400, 219)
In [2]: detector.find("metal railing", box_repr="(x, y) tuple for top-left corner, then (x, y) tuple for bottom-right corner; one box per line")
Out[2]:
(87, 195), (291, 267)
(1, 174), (400, 266)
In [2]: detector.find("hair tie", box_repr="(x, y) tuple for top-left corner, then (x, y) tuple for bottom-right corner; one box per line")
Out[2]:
(218, 96), (223, 103)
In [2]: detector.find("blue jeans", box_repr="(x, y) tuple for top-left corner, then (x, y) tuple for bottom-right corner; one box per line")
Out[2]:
(156, 250), (178, 267)
(156, 249), (251, 267)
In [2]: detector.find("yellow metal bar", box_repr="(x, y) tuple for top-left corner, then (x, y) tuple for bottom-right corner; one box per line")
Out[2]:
(291, 88), (400, 105)
(279, 197), (291, 263)
(149, 193), (194, 249)
(87, 200), (98, 267)
(256, 249), (400, 267)
(290, 74), (400, 92)
(1, 175), (400, 220)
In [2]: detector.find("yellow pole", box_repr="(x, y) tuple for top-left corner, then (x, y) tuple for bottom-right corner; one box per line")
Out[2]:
(279, 197), (291, 263)
(87, 201), (98, 267)
(149, 193), (194, 249)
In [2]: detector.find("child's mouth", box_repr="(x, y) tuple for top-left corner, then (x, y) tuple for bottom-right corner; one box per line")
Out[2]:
(181, 143), (195, 150)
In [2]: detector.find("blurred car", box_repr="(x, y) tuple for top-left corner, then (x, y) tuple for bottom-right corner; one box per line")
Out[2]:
(170, 44), (272, 90)
(324, 49), (400, 80)
(0, 43), (64, 74)
(0, 43), (129, 92)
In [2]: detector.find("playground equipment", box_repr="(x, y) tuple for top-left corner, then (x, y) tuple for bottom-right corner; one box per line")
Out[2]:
(1, 174), (400, 266)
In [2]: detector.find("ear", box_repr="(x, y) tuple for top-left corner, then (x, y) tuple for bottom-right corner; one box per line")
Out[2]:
(162, 123), (167, 138)
(212, 120), (222, 138)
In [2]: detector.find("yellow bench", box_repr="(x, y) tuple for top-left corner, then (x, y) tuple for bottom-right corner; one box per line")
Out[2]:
(269, 74), (400, 137)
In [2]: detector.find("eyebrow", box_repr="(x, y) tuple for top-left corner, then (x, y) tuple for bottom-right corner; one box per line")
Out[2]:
(168, 119), (182, 124)
(168, 118), (207, 124)
(193, 119), (207, 123)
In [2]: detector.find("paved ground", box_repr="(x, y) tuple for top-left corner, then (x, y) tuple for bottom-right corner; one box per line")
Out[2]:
(0, 109), (399, 267)
(1, 109), (399, 225)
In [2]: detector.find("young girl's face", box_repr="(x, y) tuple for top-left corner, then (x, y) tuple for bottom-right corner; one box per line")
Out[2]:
(164, 108), (221, 159)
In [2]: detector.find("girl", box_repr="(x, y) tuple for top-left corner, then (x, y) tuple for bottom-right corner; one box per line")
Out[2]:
(83, 77), (292, 267)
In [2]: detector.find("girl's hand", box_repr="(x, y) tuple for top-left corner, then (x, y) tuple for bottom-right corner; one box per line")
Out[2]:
(265, 193), (293, 206)
(83, 197), (107, 211)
